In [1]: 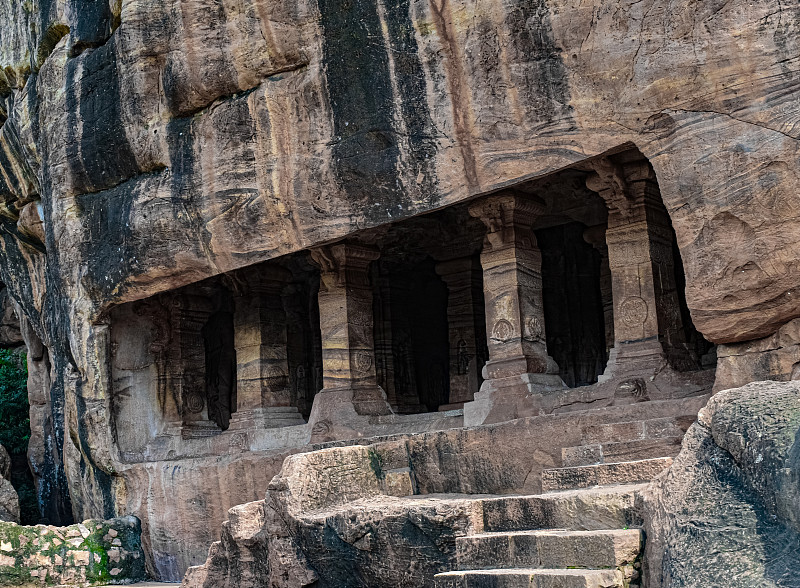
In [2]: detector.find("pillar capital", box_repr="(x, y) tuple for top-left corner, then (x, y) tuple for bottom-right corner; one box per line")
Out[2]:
(240, 265), (292, 296)
(310, 243), (380, 291)
(469, 192), (546, 251)
(582, 224), (607, 251)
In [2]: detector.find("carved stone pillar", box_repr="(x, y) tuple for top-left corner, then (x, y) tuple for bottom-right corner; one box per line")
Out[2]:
(435, 256), (484, 409)
(231, 267), (305, 429)
(169, 294), (216, 437)
(463, 192), (564, 426)
(307, 243), (391, 439)
(588, 160), (692, 376)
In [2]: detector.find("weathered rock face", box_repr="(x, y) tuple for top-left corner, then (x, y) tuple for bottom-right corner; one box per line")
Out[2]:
(642, 381), (800, 587)
(0, 0), (798, 581)
(0, 445), (19, 523)
(0, 287), (22, 346)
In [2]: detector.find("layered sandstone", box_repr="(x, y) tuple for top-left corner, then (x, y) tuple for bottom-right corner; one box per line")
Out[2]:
(0, 0), (798, 581)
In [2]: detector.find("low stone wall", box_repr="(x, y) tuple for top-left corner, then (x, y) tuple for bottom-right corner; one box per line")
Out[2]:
(0, 516), (147, 586)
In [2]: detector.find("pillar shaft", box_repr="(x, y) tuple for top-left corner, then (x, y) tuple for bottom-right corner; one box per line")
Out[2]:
(589, 160), (689, 366)
(233, 268), (292, 411)
(309, 243), (390, 418)
(462, 192), (564, 426)
(232, 267), (306, 428)
(469, 192), (557, 379)
(168, 294), (214, 429)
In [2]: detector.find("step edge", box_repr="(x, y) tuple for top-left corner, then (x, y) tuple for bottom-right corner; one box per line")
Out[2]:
(457, 528), (643, 540)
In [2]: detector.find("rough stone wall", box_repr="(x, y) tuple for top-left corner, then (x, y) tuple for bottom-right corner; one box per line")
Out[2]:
(642, 381), (800, 587)
(185, 398), (698, 587)
(0, 515), (146, 586)
(0, 0), (798, 580)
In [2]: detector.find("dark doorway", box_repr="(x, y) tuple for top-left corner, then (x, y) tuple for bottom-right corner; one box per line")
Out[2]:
(537, 222), (607, 387)
(374, 256), (451, 412)
(202, 305), (237, 431)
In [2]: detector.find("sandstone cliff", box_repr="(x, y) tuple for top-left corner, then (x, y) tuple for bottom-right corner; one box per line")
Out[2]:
(0, 0), (798, 580)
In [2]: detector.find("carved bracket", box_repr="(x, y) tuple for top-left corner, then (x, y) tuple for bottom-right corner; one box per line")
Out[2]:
(468, 191), (545, 250)
(310, 243), (380, 291)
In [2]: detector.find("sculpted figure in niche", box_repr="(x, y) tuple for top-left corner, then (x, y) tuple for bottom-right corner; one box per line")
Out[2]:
(202, 303), (237, 431)
(457, 339), (471, 375)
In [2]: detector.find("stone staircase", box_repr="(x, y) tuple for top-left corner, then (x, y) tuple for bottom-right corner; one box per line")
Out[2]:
(434, 410), (695, 587)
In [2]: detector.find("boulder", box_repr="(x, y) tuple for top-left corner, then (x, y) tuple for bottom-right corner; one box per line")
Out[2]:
(0, 445), (19, 523)
(642, 381), (800, 587)
(0, 477), (19, 523)
(0, 445), (10, 480)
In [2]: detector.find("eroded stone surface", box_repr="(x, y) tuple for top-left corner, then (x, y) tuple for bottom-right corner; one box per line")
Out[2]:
(0, 0), (798, 581)
(642, 381), (800, 587)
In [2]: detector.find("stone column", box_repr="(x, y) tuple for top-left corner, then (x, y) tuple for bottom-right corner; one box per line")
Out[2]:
(463, 192), (564, 426)
(587, 160), (691, 376)
(169, 294), (216, 436)
(435, 256), (484, 409)
(307, 243), (391, 439)
(231, 267), (306, 429)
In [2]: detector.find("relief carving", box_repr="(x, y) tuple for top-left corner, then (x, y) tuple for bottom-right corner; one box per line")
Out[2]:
(619, 297), (649, 328)
(491, 319), (514, 342)
(523, 316), (544, 342)
(185, 392), (204, 414)
(457, 339), (471, 375)
(354, 351), (374, 373)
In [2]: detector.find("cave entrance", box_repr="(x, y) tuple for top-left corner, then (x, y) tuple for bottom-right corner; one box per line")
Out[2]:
(348, 205), (489, 413)
(537, 222), (608, 387)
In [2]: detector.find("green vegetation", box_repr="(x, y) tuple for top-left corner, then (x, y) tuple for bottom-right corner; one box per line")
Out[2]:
(367, 448), (385, 481)
(0, 349), (37, 524)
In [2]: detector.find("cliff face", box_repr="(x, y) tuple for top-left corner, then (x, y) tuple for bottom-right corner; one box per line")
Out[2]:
(0, 0), (798, 579)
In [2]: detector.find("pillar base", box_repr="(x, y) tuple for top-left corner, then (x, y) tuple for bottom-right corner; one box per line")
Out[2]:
(463, 372), (566, 426)
(229, 406), (306, 430)
(307, 386), (392, 443)
(181, 420), (222, 439)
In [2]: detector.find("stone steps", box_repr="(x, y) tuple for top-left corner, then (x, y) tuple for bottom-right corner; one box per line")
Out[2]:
(479, 484), (645, 533)
(456, 529), (642, 570)
(562, 436), (683, 467)
(434, 568), (627, 587)
(434, 484), (644, 588)
(581, 414), (695, 445)
(541, 457), (673, 492)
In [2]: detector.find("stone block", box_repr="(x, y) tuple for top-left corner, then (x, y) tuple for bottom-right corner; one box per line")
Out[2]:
(541, 458), (673, 492)
(562, 444), (603, 467)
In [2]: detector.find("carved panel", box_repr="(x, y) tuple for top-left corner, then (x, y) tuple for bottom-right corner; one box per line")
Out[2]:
(619, 297), (649, 327)
(491, 319), (514, 341)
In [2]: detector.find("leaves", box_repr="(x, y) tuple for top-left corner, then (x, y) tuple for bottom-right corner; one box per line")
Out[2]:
(0, 348), (29, 456)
